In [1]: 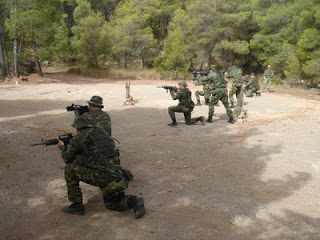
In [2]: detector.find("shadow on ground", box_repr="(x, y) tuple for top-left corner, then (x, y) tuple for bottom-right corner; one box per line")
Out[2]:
(0, 99), (315, 239)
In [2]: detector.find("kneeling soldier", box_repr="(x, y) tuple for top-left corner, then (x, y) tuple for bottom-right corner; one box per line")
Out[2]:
(58, 115), (145, 218)
(168, 81), (205, 126)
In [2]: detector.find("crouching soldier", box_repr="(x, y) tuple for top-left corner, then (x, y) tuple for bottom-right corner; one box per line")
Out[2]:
(58, 115), (145, 218)
(168, 81), (205, 126)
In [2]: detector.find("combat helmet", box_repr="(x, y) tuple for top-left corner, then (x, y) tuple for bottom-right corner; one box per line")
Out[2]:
(87, 95), (104, 108)
(72, 115), (95, 129)
(208, 65), (216, 71)
(178, 81), (188, 87)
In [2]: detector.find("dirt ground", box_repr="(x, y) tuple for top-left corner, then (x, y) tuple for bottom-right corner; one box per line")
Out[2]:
(1, 73), (320, 240)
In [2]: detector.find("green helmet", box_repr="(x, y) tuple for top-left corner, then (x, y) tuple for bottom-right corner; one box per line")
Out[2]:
(244, 75), (250, 80)
(178, 81), (187, 87)
(87, 95), (104, 107)
(72, 115), (94, 129)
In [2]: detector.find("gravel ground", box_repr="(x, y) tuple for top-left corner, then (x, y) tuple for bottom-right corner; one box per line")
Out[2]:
(0, 74), (320, 239)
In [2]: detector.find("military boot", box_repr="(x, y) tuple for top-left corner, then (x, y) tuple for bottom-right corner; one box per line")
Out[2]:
(196, 100), (201, 106)
(256, 92), (261, 96)
(228, 117), (234, 124)
(168, 119), (177, 126)
(122, 168), (134, 182)
(62, 203), (85, 215)
(199, 116), (206, 125)
(196, 116), (206, 125)
(205, 99), (209, 105)
(127, 196), (146, 219)
(206, 116), (213, 123)
(230, 102), (234, 108)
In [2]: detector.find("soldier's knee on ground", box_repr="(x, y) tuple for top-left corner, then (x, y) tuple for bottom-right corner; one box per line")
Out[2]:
(103, 192), (128, 211)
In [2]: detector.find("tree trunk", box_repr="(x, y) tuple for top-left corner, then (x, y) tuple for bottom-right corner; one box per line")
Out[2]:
(0, 24), (9, 78)
(13, 38), (19, 77)
(62, 1), (75, 38)
(32, 41), (43, 77)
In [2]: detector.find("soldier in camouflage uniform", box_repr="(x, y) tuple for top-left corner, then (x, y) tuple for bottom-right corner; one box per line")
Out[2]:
(168, 81), (205, 126)
(83, 96), (111, 136)
(228, 66), (243, 108)
(199, 66), (234, 123)
(244, 73), (261, 97)
(194, 80), (211, 106)
(58, 115), (145, 218)
(243, 74), (250, 86)
(262, 65), (274, 93)
(84, 96), (133, 182)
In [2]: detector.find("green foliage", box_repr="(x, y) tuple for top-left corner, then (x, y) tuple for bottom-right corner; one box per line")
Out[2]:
(272, 75), (282, 85)
(154, 9), (190, 75)
(303, 58), (320, 80)
(110, 0), (157, 68)
(71, 0), (109, 67)
(52, 19), (73, 62)
(1, 0), (320, 85)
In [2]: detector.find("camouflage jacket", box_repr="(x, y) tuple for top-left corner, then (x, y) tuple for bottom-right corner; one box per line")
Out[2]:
(61, 127), (120, 173)
(264, 69), (274, 79)
(245, 77), (254, 88)
(228, 68), (243, 86)
(83, 108), (111, 136)
(251, 76), (260, 89)
(200, 71), (227, 90)
(195, 75), (211, 91)
(170, 88), (195, 109)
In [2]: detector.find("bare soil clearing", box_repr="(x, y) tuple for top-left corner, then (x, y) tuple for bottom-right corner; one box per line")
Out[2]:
(1, 73), (320, 239)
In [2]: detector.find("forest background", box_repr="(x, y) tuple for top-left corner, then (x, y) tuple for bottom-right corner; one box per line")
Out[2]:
(0, 0), (320, 86)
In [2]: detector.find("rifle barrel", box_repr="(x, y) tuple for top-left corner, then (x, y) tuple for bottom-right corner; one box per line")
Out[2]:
(30, 143), (43, 146)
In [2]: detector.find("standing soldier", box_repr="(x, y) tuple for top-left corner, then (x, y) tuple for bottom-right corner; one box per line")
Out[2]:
(199, 66), (234, 124)
(168, 81), (205, 126)
(262, 65), (274, 93)
(58, 115), (145, 218)
(228, 66), (243, 108)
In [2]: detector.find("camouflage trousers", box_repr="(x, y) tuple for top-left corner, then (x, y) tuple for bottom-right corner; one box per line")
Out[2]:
(168, 105), (197, 124)
(244, 86), (260, 97)
(262, 78), (272, 92)
(195, 90), (211, 102)
(209, 89), (233, 118)
(229, 85), (242, 105)
(64, 162), (131, 211)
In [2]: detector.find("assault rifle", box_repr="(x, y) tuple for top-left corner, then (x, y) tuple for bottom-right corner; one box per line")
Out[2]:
(31, 133), (73, 147)
(192, 70), (209, 81)
(157, 85), (178, 93)
(66, 104), (89, 116)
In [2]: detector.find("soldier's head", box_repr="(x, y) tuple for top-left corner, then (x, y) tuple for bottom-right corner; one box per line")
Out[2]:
(72, 115), (95, 132)
(250, 72), (255, 77)
(208, 65), (216, 73)
(87, 95), (104, 111)
(244, 75), (250, 80)
(268, 65), (271, 69)
(178, 81), (187, 89)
